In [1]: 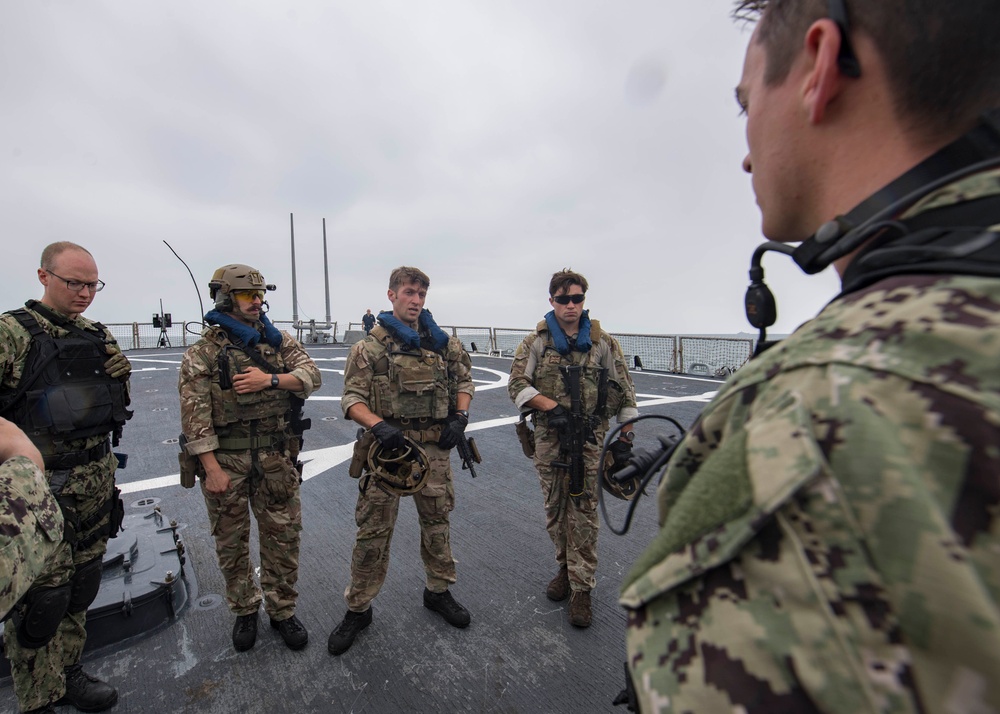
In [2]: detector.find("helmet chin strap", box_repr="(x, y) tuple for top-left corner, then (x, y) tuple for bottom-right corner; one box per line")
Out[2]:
(745, 107), (1000, 354)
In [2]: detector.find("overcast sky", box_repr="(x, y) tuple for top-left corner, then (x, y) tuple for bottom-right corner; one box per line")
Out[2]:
(2, 0), (841, 336)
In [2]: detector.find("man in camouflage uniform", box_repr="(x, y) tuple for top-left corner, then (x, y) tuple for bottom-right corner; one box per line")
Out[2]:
(179, 264), (320, 653)
(0, 242), (131, 714)
(621, 1), (1000, 712)
(328, 266), (475, 655)
(509, 269), (638, 628)
(0, 417), (65, 624)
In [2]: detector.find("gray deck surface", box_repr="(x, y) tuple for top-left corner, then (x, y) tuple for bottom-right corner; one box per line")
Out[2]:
(0, 346), (721, 714)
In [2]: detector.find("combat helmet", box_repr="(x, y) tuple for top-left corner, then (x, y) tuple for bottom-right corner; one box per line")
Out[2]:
(208, 264), (276, 311)
(362, 437), (431, 496)
(601, 452), (639, 501)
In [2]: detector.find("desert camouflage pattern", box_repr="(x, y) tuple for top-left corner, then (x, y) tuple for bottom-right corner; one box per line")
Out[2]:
(341, 328), (473, 611)
(0, 455), (66, 620)
(621, 171), (1000, 713)
(1, 306), (125, 711)
(179, 326), (320, 619)
(509, 319), (637, 592)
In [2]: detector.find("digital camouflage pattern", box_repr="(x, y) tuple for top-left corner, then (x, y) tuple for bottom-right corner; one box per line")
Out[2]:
(0, 455), (65, 621)
(509, 319), (637, 592)
(621, 170), (1000, 713)
(0, 305), (125, 711)
(341, 328), (473, 611)
(179, 326), (320, 619)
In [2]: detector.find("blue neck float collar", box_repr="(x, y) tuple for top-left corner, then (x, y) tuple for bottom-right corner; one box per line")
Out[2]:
(205, 309), (283, 349)
(377, 309), (450, 351)
(544, 309), (592, 355)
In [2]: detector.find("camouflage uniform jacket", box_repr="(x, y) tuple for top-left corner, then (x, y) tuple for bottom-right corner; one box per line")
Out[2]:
(179, 325), (321, 455)
(0, 455), (65, 620)
(621, 170), (1000, 713)
(0, 304), (130, 478)
(508, 317), (638, 426)
(342, 324), (474, 421)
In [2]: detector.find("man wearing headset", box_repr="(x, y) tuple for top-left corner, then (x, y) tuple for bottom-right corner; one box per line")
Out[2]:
(620, 1), (1000, 711)
(179, 264), (321, 654)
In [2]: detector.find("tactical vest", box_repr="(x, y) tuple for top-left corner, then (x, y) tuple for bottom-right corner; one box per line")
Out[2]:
(0, 308), (130, 455)
(206, 328), (291, 432)
(363, 326), (450, 420)
(532, 319), (620, 419)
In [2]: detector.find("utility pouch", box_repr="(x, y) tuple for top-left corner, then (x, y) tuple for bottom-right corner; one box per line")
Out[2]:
(178, 434), (199, 489)
(109, 488), (125, 538)
(515, 415), (535, 458)
(349, 428), (376, 479)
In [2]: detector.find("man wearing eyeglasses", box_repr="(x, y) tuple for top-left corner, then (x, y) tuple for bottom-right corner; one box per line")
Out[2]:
(508, 269), (637, 628)
(620, 1), (1000, 711)
(0, 242), (131, 714)
(178, 264), (320, 655)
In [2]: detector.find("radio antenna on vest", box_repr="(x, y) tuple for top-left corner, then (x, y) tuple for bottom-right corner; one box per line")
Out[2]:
(163, 240), (205, 330)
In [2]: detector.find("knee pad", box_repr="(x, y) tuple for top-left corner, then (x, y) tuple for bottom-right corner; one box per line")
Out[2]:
(14, 584), (72, 649)
(67, 557), (103, 614)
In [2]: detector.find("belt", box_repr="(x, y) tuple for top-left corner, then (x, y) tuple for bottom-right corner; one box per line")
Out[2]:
(217, 433), (286, 452)
(44, 439), (111, 471)
(384, 417), (444, 444)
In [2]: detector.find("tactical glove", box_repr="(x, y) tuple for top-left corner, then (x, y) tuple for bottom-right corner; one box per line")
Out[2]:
(104, 351), (132, 381)
(438, 411), (469, 450)
(608, 439), (633, 473)
(370, 421), (405, 451)
(544, 405), (569, 434)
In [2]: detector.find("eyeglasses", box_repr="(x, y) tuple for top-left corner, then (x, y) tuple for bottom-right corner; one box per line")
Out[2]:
(552, 294), (585, 305)
(46, 270), (105, 293)
(233, 290), (266, 301)
(828, 0), (861, 78)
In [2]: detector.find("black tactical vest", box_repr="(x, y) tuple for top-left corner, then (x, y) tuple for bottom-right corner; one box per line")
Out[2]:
(0, 307), (130, 455)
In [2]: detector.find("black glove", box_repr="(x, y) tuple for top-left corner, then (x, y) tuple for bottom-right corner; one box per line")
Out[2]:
(608, 439), (633, 473)
(613, 435), (678, 484)
(371, 421), (405, 451)
(545, 405), (569, 434)
(438, 411), (469, 450)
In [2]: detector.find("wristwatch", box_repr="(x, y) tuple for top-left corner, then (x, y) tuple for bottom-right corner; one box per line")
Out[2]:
(455, 409), (470, 419)
(271, 374), (280, 389)
(619, 430), (635, 443)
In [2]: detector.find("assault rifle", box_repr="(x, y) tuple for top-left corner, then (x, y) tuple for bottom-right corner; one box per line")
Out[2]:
(455, 434), (481, 478)
(552, 365), (592, 502)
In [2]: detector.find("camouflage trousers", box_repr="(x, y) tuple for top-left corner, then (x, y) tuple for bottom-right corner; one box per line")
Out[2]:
(4, 452), (117, 712)
(532, 425), (602, 592)
(345, 441), (456, 611)
(200, 448), (302, 619)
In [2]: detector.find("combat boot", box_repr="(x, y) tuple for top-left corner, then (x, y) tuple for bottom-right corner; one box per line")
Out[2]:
(569, 590), (592, 628)
(423, 588), (471, 628)
(270, 614), (308, 650)
(546, 566), (569, 602)
(232, 612), (259, 652)
(56, 664), (118, 712)
(25, 706), (56, 714)
(328, 608), (372, 655)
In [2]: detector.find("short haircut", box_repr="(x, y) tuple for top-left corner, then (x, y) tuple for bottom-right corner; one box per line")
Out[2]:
(734, 0), (1000, 139)
(40, 242), (92, 272)
(388, 266), (430, 291)
(549, 269), (589, 297)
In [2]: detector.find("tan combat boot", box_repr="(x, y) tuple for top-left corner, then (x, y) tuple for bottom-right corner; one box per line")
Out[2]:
(546, 566), (570, 602)
(569, 590), (592, 628)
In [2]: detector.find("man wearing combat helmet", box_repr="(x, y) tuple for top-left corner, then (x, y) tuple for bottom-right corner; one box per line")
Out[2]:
(620, 1), (1000, 711)
(178, 264), (320, 653)
(1, 241), (131, 714)
(329, 266), (474, 655)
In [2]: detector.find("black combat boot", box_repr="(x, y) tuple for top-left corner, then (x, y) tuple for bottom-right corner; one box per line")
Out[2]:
(328, 608), (372, 655)
(232, 612), (259, 652)
(25, 705), (56, 714)
(270, 614), (308, 650)
(56, 664), (118, 712)
(423, 588), (471, 628)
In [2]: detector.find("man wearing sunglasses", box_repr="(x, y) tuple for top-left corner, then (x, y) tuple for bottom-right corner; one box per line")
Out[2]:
(178, 264), (321, 655)
(0, 242), (132, 714)
(620, 1), (1000, 711)
(508, 269), (637, 628)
